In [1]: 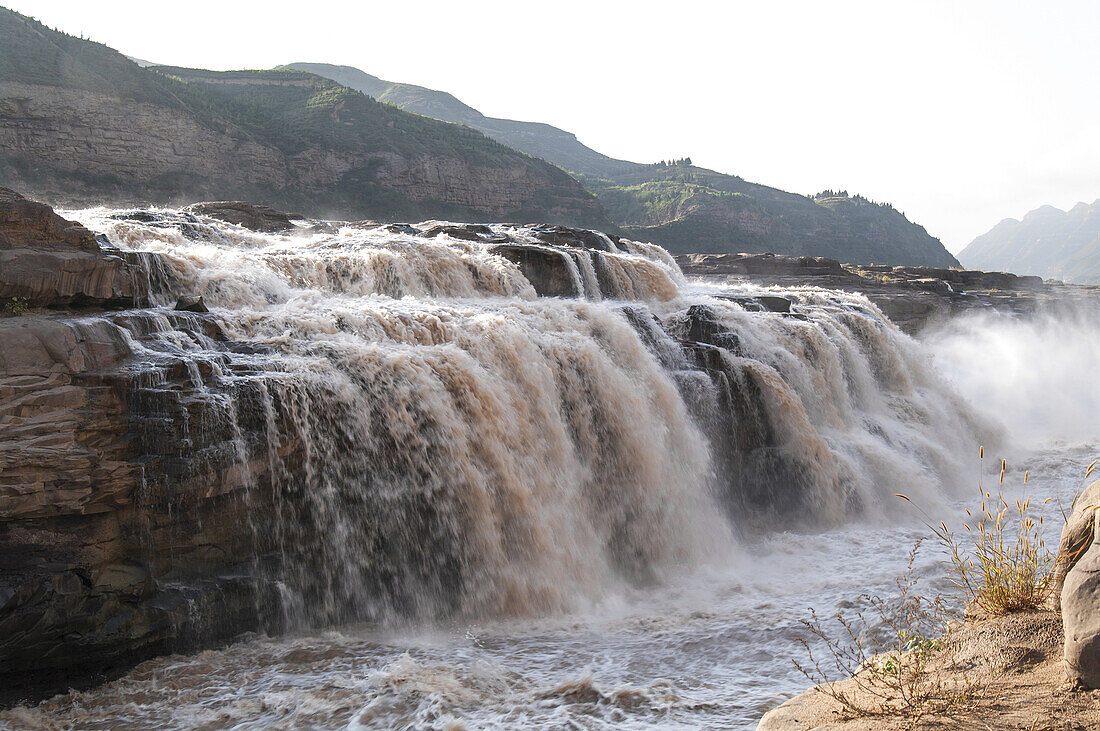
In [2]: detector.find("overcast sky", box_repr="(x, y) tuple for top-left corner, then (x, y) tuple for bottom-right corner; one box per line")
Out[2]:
(10, 0), (1098, 253)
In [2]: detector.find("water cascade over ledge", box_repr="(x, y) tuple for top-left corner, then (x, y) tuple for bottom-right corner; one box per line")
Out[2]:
(0, 209), (982, 699)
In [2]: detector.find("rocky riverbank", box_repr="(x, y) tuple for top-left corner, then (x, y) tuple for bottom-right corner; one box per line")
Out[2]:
(0, 191), (283, 703)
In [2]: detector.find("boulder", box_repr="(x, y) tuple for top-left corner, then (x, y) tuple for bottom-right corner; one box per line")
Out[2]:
(0, 187), (97, 252)
(1054, 480), (1100, 609)
(718, 294), (793, 314)
(1060, 481), (1100, 687)
(418, 223), (508, 243)
(522, 223), (617, 251)
(681, 304), (741, 351)
(174, 295), (209, 313)
(488, 243), (581, 297)
(186, 201), (302, 233)
(0, 188), (149, 308)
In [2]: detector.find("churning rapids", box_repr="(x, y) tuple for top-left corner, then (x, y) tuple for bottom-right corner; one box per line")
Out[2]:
(3, 209), (1093, 729)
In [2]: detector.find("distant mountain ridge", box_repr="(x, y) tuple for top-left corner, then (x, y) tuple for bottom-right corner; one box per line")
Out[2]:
(0, 8), (609, 227)
(960, 200), (1100, 284)
(288, 63), (959, 267)
(284, 63), (637, 179)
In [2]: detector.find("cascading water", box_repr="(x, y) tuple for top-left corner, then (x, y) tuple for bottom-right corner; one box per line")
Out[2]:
(61, 208), (979, 626)
(4, 208), (994, 728)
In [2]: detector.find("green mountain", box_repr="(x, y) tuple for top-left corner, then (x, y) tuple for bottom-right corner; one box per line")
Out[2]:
(0, 8), (609, 227)
(288, 63), (958, 267)
(579, 171), (957, 265)
(960, 201), (1100, 284)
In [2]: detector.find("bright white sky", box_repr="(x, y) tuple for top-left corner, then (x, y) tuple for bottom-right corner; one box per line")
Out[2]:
(9, 0), (1099, 253)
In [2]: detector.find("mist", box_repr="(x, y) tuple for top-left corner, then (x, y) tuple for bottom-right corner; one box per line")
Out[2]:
(924, 306), (1100, 447)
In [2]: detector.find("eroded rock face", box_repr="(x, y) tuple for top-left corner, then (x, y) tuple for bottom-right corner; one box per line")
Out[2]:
(669, 304), (847, 523)
(0, 187), (98, 252)
(519, 223), (620, 251)
(0, 192), (287, 702)
(489, 243), (582, 298)
(0, 313), (289, 704)
(0, 77), (610, 229)
(0, 188), (150, 308)
(1060, 481), (1100, 687)
(0, 318), (132, 519)
(0, 82), (289, 192)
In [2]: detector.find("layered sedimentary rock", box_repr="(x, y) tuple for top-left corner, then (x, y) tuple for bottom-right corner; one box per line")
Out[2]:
(0, 81), (288, 190)
(0, 78), (607, 226)
(0, 10), (611, 229)
(0, 311), (278, 702)
(0, 188), (151, 308)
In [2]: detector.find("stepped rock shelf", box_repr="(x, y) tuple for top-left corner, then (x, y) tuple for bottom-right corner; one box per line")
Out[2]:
(0, 191), (1083, 706)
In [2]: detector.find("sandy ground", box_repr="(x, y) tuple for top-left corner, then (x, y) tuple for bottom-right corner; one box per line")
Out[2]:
(758, 610), (1100, 730)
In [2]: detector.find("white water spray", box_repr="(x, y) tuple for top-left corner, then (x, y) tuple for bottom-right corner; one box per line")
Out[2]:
(925, 307), (1100, 447)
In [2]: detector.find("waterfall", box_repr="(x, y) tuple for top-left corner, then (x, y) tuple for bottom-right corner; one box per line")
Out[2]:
(65, 208), (981, 627)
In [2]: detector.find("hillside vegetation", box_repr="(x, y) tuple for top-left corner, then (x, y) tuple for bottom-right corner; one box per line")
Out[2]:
(580, 168), (958, 266)
(960, 200), (1100, 284)
(0, 9), (959, 264)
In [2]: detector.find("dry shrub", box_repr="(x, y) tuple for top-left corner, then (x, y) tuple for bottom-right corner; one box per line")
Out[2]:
(794, 541), (980, 718)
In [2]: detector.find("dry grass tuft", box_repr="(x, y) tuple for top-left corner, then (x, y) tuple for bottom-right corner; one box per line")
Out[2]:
(910, 447), (1057, 616)
(931, 491), (1054, 615)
